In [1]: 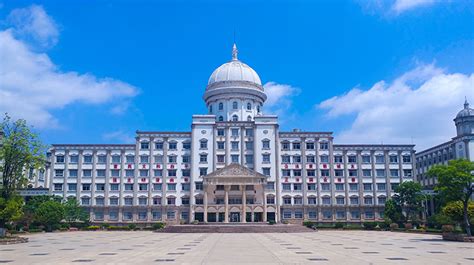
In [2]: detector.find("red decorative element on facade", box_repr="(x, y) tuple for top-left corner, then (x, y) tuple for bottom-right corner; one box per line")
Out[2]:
(156, 164), (161, 169)
(142, 164), (146, 169)
(141, 178), (146, 182)
(309, 177), (314, 183)
(323, 177), (327, 182)
(114, 164), (118, 169)
(337, 164), (341, 169)
(285, 177), (288, 183)
(351, 177), (356, 182)
(323, 164), (327, 169)
(296, 164), (299, 169)
(184, 177), (188, 182)
(155, 178), (160, 183)
(170, 164), (175, 169)
(309, 164), (313, 169)
(284, 164), (288, 169)
(296, 178), (300, 182)
(337, 178), (341, 182)
(112, 178), (117, 183)
(351, 164), (355, 169)
(128, 164), (132, 169)
(127, 178), (131, 183)
(185, 164), (189, 168)
(170, 178), (174, 183)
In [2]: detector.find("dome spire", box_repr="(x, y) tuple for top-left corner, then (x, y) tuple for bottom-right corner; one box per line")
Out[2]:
(464, 96), (469, 109)
(232, 43), (238, 61)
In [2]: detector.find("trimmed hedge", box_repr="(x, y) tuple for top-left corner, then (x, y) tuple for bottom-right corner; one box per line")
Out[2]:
(107, 226), (130, 231)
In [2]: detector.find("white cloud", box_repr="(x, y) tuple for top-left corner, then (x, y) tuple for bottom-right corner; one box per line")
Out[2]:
(318, 64), (473, 151)
(6, 4), (59, 48)
(392, 0), (435, 13)
(263, 82), (300, 119)
(102, 130), (135, 144)
(0, 5), (138, 128)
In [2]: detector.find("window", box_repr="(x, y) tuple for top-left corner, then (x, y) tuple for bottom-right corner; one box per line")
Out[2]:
(245, 141), (253, 150)
(84, 155), (93, 163)
(308, 197), (317, 205)
(402, 155), (411, 163)
(231, 141), (239, 150)
(231, 155), (239, 163)
(377, 183), (386, 191)
(139, 184), (148, 191)
(82, 184), (91, 191)
(334, 156), (343, 163)
(282, 155), (290, 163)
(140, 155), (149, 163)
(362, 155), (371, 163)
(335, 183), (344, 191)
(167, 184), (176, 191)
(336, 197), (345, 205)
(376, 169), (385, 178)
(140, 142), (149, 150)
(168, 142), (177, 150)
(362, 169), (372, 177)
(348, 155), (357, 163)
(153, 184), (162, 191)
(153, 197), (162, 205)
(321, 170), (329, 177)
(124, 184), (133, 191)
(350, 197), (359, 205)
(403, 169), (412, 177)
(112, 155), (121, 163)
(181, 183), (190, 191)
(351, 211), (360, 219)
(231, 128), (239, 137)
(349, 170), (357, 177)
(321, 183), (330, 191)
(294, 197), (303, 205)
(232, 101), (238, 109)
(200, 139), (208, 149)
(390, 169), (399, 177)
(282, 183), (291, 191)
(70, 155), (79, 164)
(217, 129), (225, 136)
(217, 155), (225, 163)
(95, 197), (104, 206)
(335, 170), (343, 177)
(294, 210), (303, 219)
(283, 197), (292, 205)
(293, 183), (302, 191)
(245, 155), (253, 164)
(364, 197), (373, 205)
(365, 211), (374, 219)
(110, 184), (119, 191)
(307, 183), (316, 190)
(292, 142), (301, 150)
(363, 183), (372, 191)
(262, 140), (270, 149)
(262, 154), (270, 163)
(218, 102), (223, 110)
(69, 169), (78, 177)
(182, 155), (190, 163)
(306, 142), (315, 150)
(217, 141), (225, 150)
(97, 155), (107, 164)
(195, 182), (203, 191)
(125, 155), (134, 163)
(168, 169), (177, 177)
(389, 155), (398, 163)
(123, 212), (133, 220)
(232, 115), (238, 121)
(336, 211), (346, 219)
(138, 211), (147, 220)
(183, 142), (191, 150)
(96, 184), (105, 191)
(245, 129), (253, 136)
(182, 169), (190, 177)
(320, 155), (329, 163)
(322, 197), (331, 205)
(266, 195), (275, 204)
(378, 196), (387, 205)
(81, 197), (90, 205)
(282, 141), (290, 150)
(391, 183), (399, 191)
(308, 211), (317, 219)
(56, 155), (65, 163)
(110, 169), (119, 177)
(247, 115), (252, 121)
(68, 183), (77, 191)
(138, 197), (147, 205)
(124, 197), (133, 205)
(307, 155), (315, 163)
(320, 142), (329, 150)
(200, 154), (208, 163)
(307, 169), (316, 177)
(375, 155), (385, 164)
(283, 211), (292, 219)
(199, 168), (207, 176)
(293, 155), (301, 163)
(262, 168), (271, 176)
(168, 155), (177, 163)
(218, 116), (224, 122)
(155, 142), (164, 150)
(167, 197), (176, 205)
(247, 102), (252, 110)
(154, 170), (162, 177)
(282, 169), (291, 177)
(152, 211), (161, 220)
(181, 197), (190, 205)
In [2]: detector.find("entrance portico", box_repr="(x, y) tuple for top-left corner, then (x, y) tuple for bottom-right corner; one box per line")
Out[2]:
(200, 164), (269, 223)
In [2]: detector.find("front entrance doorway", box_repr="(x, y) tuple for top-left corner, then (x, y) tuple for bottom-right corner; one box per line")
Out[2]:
(230, 212), (240, 222)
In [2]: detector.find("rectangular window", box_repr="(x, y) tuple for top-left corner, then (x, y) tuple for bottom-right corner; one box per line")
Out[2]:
(349, 170), (357, 177)
(306, 156), (315, 163)
(153, 184), (162, 191)
(364, 197), (373, 205)
(362, 169), (372, 177)
(282, 142), (290, 150)
(199, 168), (207, 176)
(82, 184), (91, 191)
(319, 142), (329, 150)
(307, 169), (316, 177)
(283, 211), (292, 219)
(155, 142), (164, 150)
(321, 183), (330, 191)
(293, 183), (302, 191)
(97, 169), (106, 177)
(124, 184), (133, 191)
(245, 141), (253, 150)
(110, 184), (119, 191)
(200, 140), (208, 149)
(262, 168), (271, 176)
(138, 197), (147, 205)
(231, 141), (239, 150)
(350, 197), (359, 205)
(362, 155), (371, 163)
(56, 155), (65, 163)
(217, 141), (225, 150)
(378, 197), (387, 205)
(266, 196), (275, 204)
(153, 197), (162, 205)
(139, 184), (148, 191)
(126, 155), (135, 163)
(183, 142), (191, 150)
(262, 140), (270, 149)
(335, 183), (344, 191)
(182, 183), (190, 191)
(168, 169), (177, 177)
(282, 183), (291, 191)
(389, 155), (398, 163)
(308, 211), (317, 219)
(217, 129), (225, 136)
(363, 183), (372, 191)
(390, 169), (399, 177)
(200, 154), (207, 163)
(365, 211), (374, 219)
(245, 155), (254, 164)
(97, 155), (107, 164)
(140, 155), (149, 163)
(124, 197), (133, 205)
(307, 183), (316, 190)
(111, 169), (120, 177)
(282, 169), (291, 177)
(69, 169), (78, 177)
(306, 142), (315, 150)
(96, 184), (105, 191)
(83, 169), (92, 177)
(167, 198), (176, 205)
(81, 197), (90, 205)
(402, 155), (411, 163)
(83, 155), (93, 163)
(231, 128), (239, 137)
(168, 156), (177, 163)
(376, 169), (385, 178)
(349, 183), (358, 191)
(109, 197), (119, 205)
(335, 170), (343, 177)
(293, 155), (301, 163)
(138, 211), (147, 220)
(294, 211), (303, 219)
(348, 155), (357, 163)
(68, 183), (77, 191)
(245, 129), (253, 136)
(140, 142), (149, 150)
(336, 211), (345, 219)
(377, 183), (386, 191)
(321, 170), (330, 177)
(231, 155), (239, 163)
(336, 197), (345, 205)
(167, 184), (176, 191)
(168, 142), (177, 150)
(125, 170), (134, 177)
(112, 155), (121, 163)
(265, 182), (274, 190)
(375, 155), (385, 164)
(403, 169), (412, 177)
(70, 155), (79, 164)
(195, 182), (203, 191)
(308, 197), (317, 205)
(283, 197), (292, 205)
(320, 155), (329, 163)
(152, 211), (161, 220)
(334, 156), (343, 163)
(282, 155), (290, 163)
(293, 170), (301, 177)
(182, 169), (190, 177)
(351, 211), (360, 219)
(123, 212), (133, 220)
(154, 170), (162, 177)
(292, 142), (300, 150)
(322, 197), (331, 205)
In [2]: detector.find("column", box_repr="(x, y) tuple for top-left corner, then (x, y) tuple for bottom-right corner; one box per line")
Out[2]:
(241, 185), (246, 223)
(262, 183), (267, 222)
(224, 185), (229, 223)
(204, 185), (208, 223)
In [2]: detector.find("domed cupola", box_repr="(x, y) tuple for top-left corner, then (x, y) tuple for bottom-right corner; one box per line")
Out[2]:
(204, 44), (267, 122)
(454, 98), (474, 137)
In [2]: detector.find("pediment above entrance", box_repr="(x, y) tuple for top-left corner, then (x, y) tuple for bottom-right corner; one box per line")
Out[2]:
(203, 163), (267, 185)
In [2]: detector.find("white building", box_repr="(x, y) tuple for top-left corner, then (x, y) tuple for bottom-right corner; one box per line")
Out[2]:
(47, 44), (415, 224)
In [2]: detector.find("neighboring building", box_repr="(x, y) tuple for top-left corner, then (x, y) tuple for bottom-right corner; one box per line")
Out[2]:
(47, 44), (415, 224)
(415, 99), (474, 189)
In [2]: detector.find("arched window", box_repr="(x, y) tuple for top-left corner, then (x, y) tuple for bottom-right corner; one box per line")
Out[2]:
(232, 115), (238, 121)
(218, 102), (223, 110)
(257, 105), (261, 113)
(247, 115), (252, 121)
(209, 105), (213, 113)
(218, 116), (224, 122)
(247, 102), (252, 110)
(232, 101), (238, 109)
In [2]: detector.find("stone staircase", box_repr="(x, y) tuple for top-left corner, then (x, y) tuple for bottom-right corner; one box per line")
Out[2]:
(156, 224), (315, 233)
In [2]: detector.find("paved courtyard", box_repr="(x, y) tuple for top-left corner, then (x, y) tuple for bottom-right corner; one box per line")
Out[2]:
(0, 231), (473, 264)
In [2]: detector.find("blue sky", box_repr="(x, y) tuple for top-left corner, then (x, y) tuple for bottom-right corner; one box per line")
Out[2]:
(0, 0), (473, 150)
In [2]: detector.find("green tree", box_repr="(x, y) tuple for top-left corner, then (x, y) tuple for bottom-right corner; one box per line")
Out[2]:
(442, 201), (474, 224)
(392, 181), (423, 222)
(0, 196), (23, 236)
(21, 195), (62, 228)
(35, 200), (64, 232)
(384, 199), (403, 224)
(63, 198), (89, 224)
(428, 159), (474, 236)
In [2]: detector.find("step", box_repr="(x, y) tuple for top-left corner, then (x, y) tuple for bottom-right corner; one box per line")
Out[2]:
(156, 224), (315, 233)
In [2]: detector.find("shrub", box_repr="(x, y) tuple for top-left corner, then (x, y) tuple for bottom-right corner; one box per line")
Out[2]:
(28, 228), (44, 233)
(316, 224), (335, 229)
(344, 224), (363, 230)
(152, 222), (166, 230)
(441, 224), (454, 233)
(268, 220), (276, 225)
(282, 220), (289, 224)
(378, 222), (389, 230)
(426, 228), (443, 233)
(404, 223), (413, 230)
(363, 222), (378, 230)
(60, 223), (71, 229)
(107, 226), (130, 231)
(303, 221), (314, 228)
(128, 224), (137, 230)
(390, 223), (399, 230)
(86, 225), (100, 231)
(334, 223), (344, 229)
(192, 220), (199, 225)
(101, 223), (110, 229)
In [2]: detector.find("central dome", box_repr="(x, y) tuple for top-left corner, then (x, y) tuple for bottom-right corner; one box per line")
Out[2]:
(206, 44), (263, 89)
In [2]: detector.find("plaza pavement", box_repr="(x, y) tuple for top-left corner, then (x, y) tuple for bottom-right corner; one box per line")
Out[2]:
(0, 231), (473, 264)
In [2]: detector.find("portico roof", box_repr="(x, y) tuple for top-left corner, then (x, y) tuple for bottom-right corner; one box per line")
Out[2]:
(203, 163), (267, 185)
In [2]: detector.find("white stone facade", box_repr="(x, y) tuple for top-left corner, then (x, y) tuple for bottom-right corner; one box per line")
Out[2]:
(46, 44), (416, 224)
